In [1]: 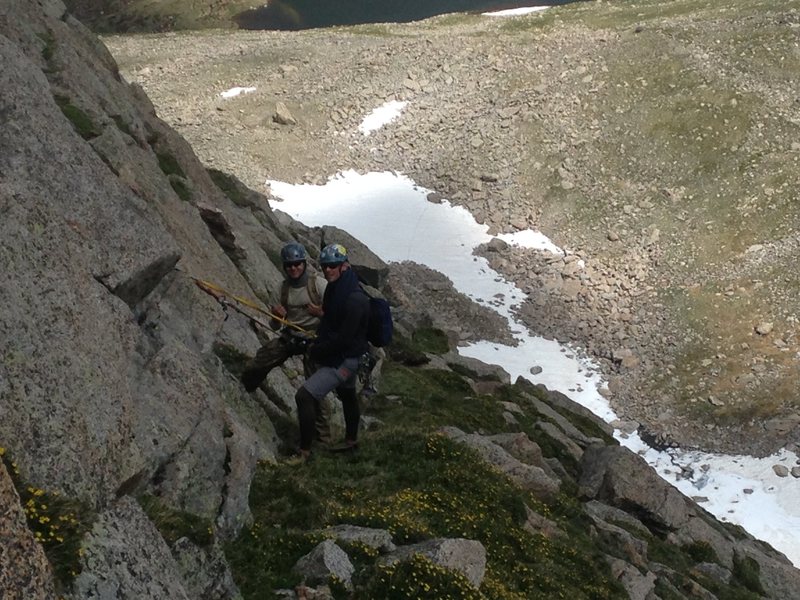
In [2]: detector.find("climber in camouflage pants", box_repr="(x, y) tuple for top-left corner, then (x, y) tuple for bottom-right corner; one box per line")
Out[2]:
(241, 241), (331, 442)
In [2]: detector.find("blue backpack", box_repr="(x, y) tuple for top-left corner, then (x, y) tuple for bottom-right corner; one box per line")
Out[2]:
(363, 289), (393, 347)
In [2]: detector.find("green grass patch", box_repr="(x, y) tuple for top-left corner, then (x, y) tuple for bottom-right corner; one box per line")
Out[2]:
(137, 493), (214, 547)
(346, 23), (395, 36)
(731, 554), (764, 595)
(645, 280), (800, 427)
(373, 364), (507, 432)
(385, 333), (432, 366)
(547, 0), (794, 32)
(428, 12), (483, 28)
(1, 448), (95, 589)
(411, 327), (450, 355)
(169, 176), (192, 202)
(38, 30), (57, 65)
(363, 553), (482, 598)
(384, 328), (450, 367)
(653, 577), (687, 600)
(54, 95), (100, 140)
(685, 540), (719, 564)
(225, 352), (632, 598)
(156, 150), (186, 177)
(208, 168), (249, 207)
(227, 430), (625, 599)
(570, 0), (721, 29)
(213, 342), (251, 378)
(223, 337), (772, 599)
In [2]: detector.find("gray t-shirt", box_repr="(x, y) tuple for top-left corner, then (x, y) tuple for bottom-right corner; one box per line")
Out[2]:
(283, 275), (327, 331)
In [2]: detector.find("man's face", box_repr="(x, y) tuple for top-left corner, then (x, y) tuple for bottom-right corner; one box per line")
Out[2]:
(321, 262), (346, 283)
(283, 260), (306, 280)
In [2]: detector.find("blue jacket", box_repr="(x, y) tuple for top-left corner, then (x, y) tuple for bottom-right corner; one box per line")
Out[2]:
(310, 267), (369, 366)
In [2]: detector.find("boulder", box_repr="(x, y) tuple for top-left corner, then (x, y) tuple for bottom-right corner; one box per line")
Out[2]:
(443, 351), (511, 383)
(273, 101), (297, 125)
(72, 497), (190, 599)
(579, 444), (691, 532)
(487, 432), (553, 474)
(381, 538), (486, 588)
(324, 524), (396, 553)
(293, 540), (354, 590)
(215, 407), (273, 539)
(606, 557), (656, 600)
(441, 427), (560, 499)
(737, 539), (800, 600)
(171, 537), (241, 600)
(585, 500), (650, 538)
(524, 393), (598, 446)
(536, 421), (585, 462)
(522, 504), (563, 539)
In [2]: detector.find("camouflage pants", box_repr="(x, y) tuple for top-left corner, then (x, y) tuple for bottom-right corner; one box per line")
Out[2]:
(241, 337), (330, 443)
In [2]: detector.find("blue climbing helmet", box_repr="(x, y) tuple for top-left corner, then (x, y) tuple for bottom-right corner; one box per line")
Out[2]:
(280, 242), (307, 264)
(320, 243), (348, 265)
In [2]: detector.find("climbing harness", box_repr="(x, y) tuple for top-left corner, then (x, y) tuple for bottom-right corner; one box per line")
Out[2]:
(177, 268), (316, 337)
(357, 352), (377, 382)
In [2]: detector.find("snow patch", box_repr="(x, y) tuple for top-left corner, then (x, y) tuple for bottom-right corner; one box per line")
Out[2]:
(220, 86), (256, 99)
(359, 100), (408, 135)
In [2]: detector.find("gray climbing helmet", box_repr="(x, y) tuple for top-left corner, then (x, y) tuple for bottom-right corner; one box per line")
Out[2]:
(280, 242), (307, 264)
(319, 243), (348, 265)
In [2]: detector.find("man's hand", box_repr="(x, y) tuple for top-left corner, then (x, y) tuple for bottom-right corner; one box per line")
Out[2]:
(271, 304), (288, 319)
(306, 302), (323, 317)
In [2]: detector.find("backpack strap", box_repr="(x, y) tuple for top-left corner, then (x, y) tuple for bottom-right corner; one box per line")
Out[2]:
(307, 275), (322, 306)
(280, 279), (290, 308)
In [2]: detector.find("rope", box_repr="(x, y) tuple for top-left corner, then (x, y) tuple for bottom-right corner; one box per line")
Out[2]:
(177, 268), (315, 337)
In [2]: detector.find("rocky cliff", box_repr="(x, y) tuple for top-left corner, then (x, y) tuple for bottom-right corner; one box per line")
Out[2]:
(2, 1), (800, 599)
(2, 0), (302, 594)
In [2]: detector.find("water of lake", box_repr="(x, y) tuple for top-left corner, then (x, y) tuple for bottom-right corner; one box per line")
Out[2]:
(235, 0), (582, 30)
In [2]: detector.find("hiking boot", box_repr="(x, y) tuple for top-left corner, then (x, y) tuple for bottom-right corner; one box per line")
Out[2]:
(329, 440), (358, 453)
(284, 449), (312, 465)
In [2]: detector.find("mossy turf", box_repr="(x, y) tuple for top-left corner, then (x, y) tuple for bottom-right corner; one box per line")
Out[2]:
(226, 430), (625, 599)
(54, 95), (100, 140)
(137, 493), (214, 547)
(225, 358), (628, 599)
(223, 338), (766, 598)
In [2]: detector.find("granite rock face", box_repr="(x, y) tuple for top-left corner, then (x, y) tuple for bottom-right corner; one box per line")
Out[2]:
(0, 0), (291, 596)
(0, 461), (57, 600)
(71, 497), (191, 599)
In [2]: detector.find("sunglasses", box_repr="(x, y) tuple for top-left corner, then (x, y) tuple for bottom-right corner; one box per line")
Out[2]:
(321, 263), (343, 271)
(284, 261), (305, 269)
